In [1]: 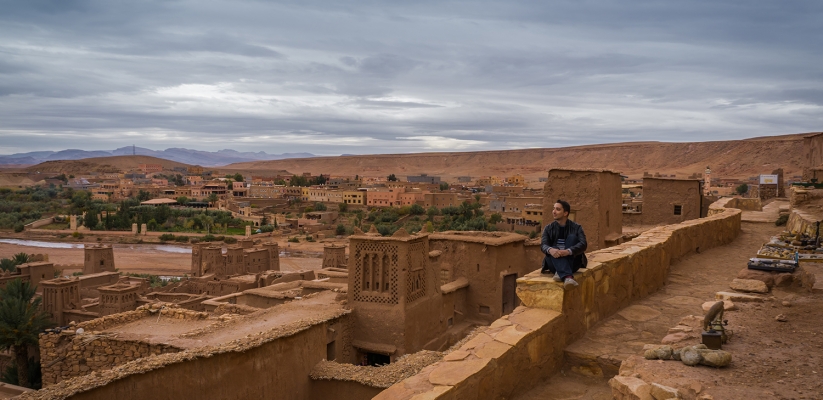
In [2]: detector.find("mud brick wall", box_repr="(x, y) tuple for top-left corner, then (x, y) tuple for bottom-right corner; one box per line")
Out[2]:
(518, 207), (741, 341)
(40, 305), (209, 386)
(373, 207), (741, 400)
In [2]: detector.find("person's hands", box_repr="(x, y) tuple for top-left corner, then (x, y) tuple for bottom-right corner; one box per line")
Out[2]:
(549, 248), (571, 258)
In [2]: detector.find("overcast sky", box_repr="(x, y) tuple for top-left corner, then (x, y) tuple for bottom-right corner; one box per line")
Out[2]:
(1, 0), (821, 155)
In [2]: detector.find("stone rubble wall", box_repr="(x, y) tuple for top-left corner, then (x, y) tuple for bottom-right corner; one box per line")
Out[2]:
(787, 207), (823, 236)
(374, 208), (741, 400)
(40, 333), (182, 386)
(40, 305), (209, 385)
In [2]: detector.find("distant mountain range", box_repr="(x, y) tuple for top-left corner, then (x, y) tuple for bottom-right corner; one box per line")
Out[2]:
(0, 147), (315, 166)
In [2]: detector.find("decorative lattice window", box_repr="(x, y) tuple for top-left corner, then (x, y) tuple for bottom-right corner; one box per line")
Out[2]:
(353, 242), (398, 304)
(406, 240), (427, 303)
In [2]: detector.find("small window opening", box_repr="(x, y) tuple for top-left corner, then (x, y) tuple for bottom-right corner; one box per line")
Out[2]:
(674, 205), (683, 215)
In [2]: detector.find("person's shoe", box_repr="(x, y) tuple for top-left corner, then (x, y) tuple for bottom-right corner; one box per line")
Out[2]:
(564, 277), (579, 288)
(540, 269), (551, 275)
(552, 273), (563, 282)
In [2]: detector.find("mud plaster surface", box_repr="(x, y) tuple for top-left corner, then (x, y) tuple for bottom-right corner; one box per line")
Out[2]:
(516, 221), (823, 400)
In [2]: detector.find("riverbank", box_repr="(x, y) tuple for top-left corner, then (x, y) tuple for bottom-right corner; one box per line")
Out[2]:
(0, 230), (340, 276)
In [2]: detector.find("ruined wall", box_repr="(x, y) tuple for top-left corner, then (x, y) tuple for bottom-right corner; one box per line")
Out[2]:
(625, 178), (702, 226)
(428, 236), (542, 324)
(33, 316), (349, 400)
(373, 207), (742, 400)
(790, 187), (823, 211)
(707, 197), (762, 216)
(542, 169), (622, 250)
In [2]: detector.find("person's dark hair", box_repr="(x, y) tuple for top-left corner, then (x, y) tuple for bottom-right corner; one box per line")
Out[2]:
(556, 199), (571, 214)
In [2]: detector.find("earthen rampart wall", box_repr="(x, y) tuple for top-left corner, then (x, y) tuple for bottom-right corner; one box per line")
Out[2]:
(373, 208), (742, 400)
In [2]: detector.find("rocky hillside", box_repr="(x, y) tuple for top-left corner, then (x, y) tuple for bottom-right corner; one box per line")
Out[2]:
(24, 155), (191, 175)
(221, 133), (812, 179)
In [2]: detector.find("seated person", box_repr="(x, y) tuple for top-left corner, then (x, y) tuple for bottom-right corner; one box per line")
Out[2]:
(541, 199), (588, 288)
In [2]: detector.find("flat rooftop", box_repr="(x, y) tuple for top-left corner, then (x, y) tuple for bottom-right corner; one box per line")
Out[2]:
(101, 291), (345, 349)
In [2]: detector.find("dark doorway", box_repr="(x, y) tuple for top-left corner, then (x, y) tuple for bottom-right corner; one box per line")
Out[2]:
(326, 341), (336, 361)
(366, 352), (390, 366)
(502, 273), (519, 315)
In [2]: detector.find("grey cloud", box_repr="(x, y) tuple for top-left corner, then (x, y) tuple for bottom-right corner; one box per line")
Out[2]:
(0, 0), (821, 155)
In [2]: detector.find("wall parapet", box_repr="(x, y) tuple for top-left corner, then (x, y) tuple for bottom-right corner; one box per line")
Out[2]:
(517, 207), (741, 339)
(374, 208), (742, 400)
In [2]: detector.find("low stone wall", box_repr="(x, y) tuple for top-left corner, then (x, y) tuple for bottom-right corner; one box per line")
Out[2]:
(40, 332), (182, 386)
(25, 217), (55, 230)
(518, 208), (741, 340)
(374, 208), (742, 400)
(708, 197), (761, 215)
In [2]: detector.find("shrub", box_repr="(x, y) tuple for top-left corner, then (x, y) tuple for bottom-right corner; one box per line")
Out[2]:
(13, 223), (24, 233)
(775, 214), (788, 226)
(260, 225), (275, 233)
(305, 235), (314, 242)
(159, 233), (176, 242)
(336, 224), (346, 236)
(288, 237), (299, 243)
(223, 237), (237, 244)
(314, 202), (327, 211)
(202, 234), (216, 242)
(174, 235), (189, 242)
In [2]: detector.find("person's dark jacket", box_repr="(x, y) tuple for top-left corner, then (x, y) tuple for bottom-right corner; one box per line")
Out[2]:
(541, 220), (588, 270)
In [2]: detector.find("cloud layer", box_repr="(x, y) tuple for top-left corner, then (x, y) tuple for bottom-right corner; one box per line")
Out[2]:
(1, 0), (821, 155)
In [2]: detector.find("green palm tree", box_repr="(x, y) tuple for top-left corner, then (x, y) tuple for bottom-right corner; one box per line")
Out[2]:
(11, 253), (29, 265)
(0, 279), (52, 388)
(0, 259), (15, 273)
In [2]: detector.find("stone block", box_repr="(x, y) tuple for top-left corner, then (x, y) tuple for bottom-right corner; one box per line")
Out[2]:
(715, 291), (765, 302)
(428, 358), (491, 386)
(729, 278), (769, 293)
(701, 300), (736, 312)
(650, 382), (681, 399)
(610, 375), (653, 400)
(736, 268), (775, 287)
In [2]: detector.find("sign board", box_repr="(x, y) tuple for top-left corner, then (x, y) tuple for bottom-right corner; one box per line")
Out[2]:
(760, 174), (778, 185)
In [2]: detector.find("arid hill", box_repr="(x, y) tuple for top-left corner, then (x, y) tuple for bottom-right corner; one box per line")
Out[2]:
(221, 133), (813, 179)
(24, 155), (191, 175)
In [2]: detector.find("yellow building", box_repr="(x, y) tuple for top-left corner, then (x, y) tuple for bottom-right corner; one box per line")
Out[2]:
(506, 174), (525, 186)
(343, 190), (366, 205)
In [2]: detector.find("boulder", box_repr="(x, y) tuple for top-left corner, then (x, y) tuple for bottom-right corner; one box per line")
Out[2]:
(729, 278), (769, 294)
(699, 349), (732, 367)
(737, 268), (775, 287)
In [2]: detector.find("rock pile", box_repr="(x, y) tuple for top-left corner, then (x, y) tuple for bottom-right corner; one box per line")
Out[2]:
(310, 351), (444, 388)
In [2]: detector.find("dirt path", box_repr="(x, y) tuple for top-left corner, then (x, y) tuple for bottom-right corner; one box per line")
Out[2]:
(516, 221), (823, 399)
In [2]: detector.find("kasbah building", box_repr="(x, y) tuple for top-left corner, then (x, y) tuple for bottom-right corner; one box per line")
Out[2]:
(8, 138), (823, 399)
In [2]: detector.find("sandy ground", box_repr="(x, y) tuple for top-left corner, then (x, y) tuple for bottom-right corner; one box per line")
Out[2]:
(516, 221), (823, 400)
